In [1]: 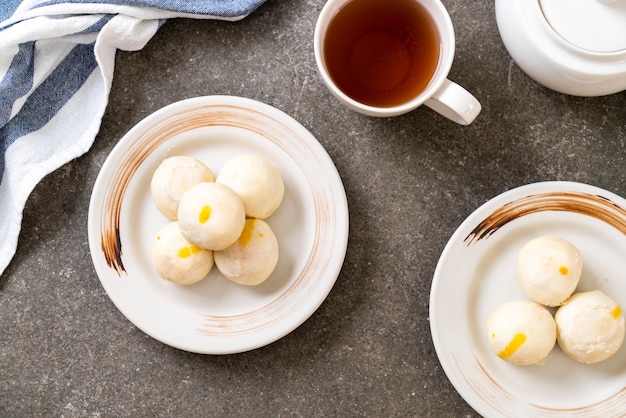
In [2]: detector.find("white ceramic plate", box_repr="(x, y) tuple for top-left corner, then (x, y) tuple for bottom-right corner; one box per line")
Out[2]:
(88, 96), (349, 354)
(430, 181), (626, 417)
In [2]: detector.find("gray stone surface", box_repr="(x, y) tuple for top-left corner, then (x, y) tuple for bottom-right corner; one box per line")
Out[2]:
(1, 0), (625, 416)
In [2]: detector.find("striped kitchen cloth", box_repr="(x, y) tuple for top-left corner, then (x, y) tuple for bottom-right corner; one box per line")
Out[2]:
(0, 0), (266, 276)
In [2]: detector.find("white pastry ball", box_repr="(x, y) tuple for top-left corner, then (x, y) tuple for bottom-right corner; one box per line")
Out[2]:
(555, 290), (625, 364)
(487, 300), (557, 365)
(151, 156), (215, 220)
(151, 222), (214, 285)
(216, 155), (284, 219)
(517, 236), (583, 307)
(214, 219), (279, 286)
(177, 182), (246, 251)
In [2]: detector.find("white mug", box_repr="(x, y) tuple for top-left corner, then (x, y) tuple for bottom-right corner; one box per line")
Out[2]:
(314, 0), (481, 125)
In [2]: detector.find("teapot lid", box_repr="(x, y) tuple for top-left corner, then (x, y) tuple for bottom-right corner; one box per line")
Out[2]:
(540, 0), (626, 53)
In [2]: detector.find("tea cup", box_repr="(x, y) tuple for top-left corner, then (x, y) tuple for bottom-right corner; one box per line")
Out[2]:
(314, 0), (481, 125)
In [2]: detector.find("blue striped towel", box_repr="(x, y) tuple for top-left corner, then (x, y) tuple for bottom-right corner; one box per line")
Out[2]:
(0, 0), (266, 276)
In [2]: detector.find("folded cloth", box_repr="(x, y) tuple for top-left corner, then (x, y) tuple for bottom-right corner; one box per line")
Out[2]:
(0, 0), (266, 276)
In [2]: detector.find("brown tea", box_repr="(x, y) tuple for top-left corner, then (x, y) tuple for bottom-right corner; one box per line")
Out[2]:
(323, 0), (441, 108)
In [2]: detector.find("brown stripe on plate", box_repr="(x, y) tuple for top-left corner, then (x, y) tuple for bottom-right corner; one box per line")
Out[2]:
(466, 354), (626, 416)
(529, 386), (626, 416)
(455, 353), (516, 416)
(464, 191), (626, 246)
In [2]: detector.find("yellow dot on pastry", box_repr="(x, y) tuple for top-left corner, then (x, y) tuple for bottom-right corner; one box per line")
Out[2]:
(199, 205), (211, 224)
(612, 306), (623, 320)
(498, 333), (526, 359)
(238, 219), (255, 245)
(559, 266), (568, 275)
(178, 245), (201, 259)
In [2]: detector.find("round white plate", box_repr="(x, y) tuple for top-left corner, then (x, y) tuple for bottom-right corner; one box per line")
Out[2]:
(430, 181), (626, 417)
(88, 96), (349, 354)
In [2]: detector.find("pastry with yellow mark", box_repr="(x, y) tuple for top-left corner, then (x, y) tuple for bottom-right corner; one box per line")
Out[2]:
(517, 235), (583, 307)
(555, 290), (625, 364)
(487, 300), (556, 365)
(177, 182), (245, 251)
(216, 155), (284, 219)
(151, 221), (213, 285)
(214, 219), (279, 286)
(151, 156), (215, 220)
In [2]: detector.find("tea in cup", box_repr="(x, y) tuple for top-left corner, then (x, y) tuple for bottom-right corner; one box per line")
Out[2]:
(314, 0), (481, 125)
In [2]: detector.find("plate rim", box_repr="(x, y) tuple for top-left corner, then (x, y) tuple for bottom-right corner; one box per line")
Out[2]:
(88, 95), (349, 354)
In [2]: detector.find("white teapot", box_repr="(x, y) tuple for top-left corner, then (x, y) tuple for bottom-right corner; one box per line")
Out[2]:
(495, 0), (626, 96)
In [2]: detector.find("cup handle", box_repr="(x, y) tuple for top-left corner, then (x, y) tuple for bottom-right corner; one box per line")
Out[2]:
(425, 79), (481, 125)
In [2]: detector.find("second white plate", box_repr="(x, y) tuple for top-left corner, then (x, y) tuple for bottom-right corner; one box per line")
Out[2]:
(430, 181), (626, 417)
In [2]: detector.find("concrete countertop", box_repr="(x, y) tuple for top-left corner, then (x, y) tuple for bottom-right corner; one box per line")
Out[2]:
(2, 0), (625, 416)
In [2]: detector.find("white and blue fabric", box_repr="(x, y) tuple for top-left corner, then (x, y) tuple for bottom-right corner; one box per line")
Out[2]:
(0, 0), (266, 276)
